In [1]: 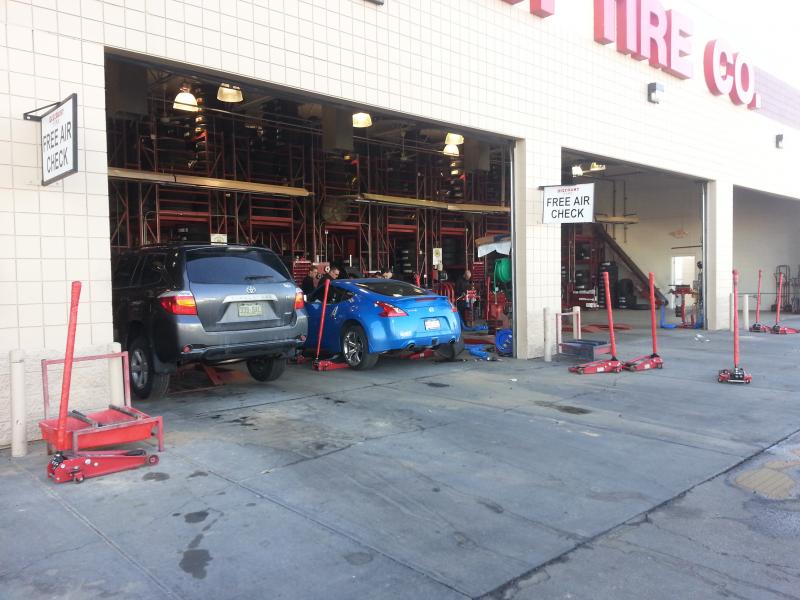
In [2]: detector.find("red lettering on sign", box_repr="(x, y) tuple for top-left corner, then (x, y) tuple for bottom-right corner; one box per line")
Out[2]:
(704, 39), (735, 96)
(666, 9), (693, 79)
(616, 0), (639, 56)
(638, 0), (668, 68)
(594, 0), (616, 44)
(501, 0), (555, 18)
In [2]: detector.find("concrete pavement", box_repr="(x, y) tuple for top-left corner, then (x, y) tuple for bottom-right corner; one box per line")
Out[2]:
(2, 314), (799, 599)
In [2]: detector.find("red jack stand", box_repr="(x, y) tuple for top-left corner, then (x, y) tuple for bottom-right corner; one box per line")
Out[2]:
(719, 270), (752, 384)
(624, 272), (664, 372)
(403, 349), (435, 360)
(311, 279), (351, 372)
(38, 282), (162, 484)
(771, 273), (799, 334)
(570, 271), (623, 374)
(750, 269), (771, 333)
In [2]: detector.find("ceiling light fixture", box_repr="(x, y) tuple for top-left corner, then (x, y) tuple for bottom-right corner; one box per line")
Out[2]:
(589, 162), (606, 172)
(776, 134), (784, 149)
(173, 83), (198, 112)
(352, 112), (373, 128)
(571, 165), (584, 177)
(445, 133), (464, 146)
(647, 82), (664, 104)
(217, 83), (243, 103)
(443, 144), (460, 157)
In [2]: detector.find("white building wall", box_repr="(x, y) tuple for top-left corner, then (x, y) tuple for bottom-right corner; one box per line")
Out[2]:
(1, 0), (799, 443)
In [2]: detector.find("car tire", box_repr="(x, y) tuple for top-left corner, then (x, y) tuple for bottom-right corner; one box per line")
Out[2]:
(435, 336), (465, 361)
(247, 357), (287, 382)
(342, 324), (379, 370)
(128, 336), (170, 400)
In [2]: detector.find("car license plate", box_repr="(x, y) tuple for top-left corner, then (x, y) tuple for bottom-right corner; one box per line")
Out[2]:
(238, 302), (263, 317)
(424, 318), (441, 331)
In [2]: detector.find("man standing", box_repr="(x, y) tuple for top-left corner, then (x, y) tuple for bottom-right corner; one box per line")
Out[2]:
(301, 264), (318, 298)
(455, 269), (472, 324)
(320, 266), (339, 284)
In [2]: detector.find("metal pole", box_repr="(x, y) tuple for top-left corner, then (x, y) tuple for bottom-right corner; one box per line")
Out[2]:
(701, 182), (708, 330)
(755, 269), (762, 323)
(108, 342), (124, 408)
(56, 281), (81, 451)
(315, 279), (331, 361)
(648, 272), (658, 356)
(10, 349), (27, 457)
(776, 273), (784, 325)
(603, 271), (618, 360)
(733, 270), (741, 367)
(573, 306), (581, 340)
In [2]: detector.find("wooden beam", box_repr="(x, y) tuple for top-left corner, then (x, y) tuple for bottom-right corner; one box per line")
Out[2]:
(107, 167), (311, 197)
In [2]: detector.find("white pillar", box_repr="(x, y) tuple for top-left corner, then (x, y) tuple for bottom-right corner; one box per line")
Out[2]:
(10, 349), (27, 458)
(512, 139), (562, 359)
(543, 307), (552, 362)
(742, 294), (750, 331)
(108, 342), (124, 406)
(705, 180), (734, 330)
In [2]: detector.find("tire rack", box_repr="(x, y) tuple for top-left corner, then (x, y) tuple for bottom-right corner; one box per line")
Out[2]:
(106, 92), (511, 284)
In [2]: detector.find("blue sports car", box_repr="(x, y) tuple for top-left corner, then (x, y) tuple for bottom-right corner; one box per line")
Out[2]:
(304, 279), (464, 369)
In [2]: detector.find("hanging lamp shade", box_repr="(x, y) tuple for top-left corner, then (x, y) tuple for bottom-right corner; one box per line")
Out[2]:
(217, 83), (243, 103)
(173, 84), (198, 112)
(443, 143), (460, 157)
(352, 112), (373, 128)
(445, 133), (464, 145)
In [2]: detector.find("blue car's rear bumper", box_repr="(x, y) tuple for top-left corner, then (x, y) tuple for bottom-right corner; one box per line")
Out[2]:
(364, 315), (461, 353)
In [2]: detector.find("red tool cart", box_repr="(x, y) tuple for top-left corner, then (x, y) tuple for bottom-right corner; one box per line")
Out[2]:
(38, 281), (164, 483)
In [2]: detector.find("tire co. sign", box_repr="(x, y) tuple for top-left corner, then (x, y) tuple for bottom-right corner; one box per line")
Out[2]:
(503, 0), (761, 110)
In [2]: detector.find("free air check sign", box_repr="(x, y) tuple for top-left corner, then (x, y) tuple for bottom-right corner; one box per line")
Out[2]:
(38, 94), (78, 186)
(542, 183), (595, 224)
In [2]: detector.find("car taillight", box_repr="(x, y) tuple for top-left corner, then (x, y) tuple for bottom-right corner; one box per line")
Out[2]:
(294, 288), (305, 310)
(158, 291), (197, 315)
(375, 300), (407, 317)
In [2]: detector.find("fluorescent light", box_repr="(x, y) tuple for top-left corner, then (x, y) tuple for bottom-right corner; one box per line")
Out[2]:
(217, 83), (243, 102)
(451, 169), (460, 175)
(571, 165), (584, 177)
(173, 84), (198, 112)
(445, 133), (464, 145)
(352, 112), (373, 128)
(443, 144), (460, 156)
(589, 162), (606, 172)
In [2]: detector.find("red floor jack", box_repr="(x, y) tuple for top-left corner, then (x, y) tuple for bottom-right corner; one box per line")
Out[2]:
(772, 273), (799, 334)
(38, 282), (164, 483)
(312, 279), (350, 371)
(624, 272), (664, 372)
(569, 271), (623, 374)
(719, 270), (752, 384)
(750, 269), (770, 333)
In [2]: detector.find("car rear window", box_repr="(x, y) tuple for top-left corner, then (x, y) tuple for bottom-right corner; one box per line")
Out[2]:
(354, 280), (429, 297)
(185, 247), (291, 284)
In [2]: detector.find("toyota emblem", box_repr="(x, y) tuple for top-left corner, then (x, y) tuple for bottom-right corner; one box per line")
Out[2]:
(246, 285), (257, 294)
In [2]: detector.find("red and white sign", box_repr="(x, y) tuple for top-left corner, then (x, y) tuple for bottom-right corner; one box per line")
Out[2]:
(501, 0), (762, 110)
(543, 184), (595, 224)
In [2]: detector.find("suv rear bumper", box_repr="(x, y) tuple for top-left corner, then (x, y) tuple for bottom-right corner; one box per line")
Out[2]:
(180, 337), (305, 363)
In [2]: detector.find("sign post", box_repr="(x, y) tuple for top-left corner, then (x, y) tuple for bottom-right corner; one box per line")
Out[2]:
(23, 94), (79, 186)
(542, 183), (595, 224)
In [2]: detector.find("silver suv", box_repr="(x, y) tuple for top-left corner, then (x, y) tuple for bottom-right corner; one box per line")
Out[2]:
(112, 244), (308, 399)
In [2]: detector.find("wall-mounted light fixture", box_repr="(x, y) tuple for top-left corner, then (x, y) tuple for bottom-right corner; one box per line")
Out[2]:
(647, 82), (664, 104)
(776, 134), (784, 149)
(217, 83), (243, 103)
(173, 83), (198, 112)
(352, 112), (373, 128)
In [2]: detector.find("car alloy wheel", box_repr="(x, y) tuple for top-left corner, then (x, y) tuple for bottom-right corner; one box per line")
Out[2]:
(130, 347), (149, 391)
(343, 330), (364, 366)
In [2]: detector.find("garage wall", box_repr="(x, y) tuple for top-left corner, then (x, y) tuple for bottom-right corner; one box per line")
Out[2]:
(733, 189), (800, 298)
(593, 178), (703, 297)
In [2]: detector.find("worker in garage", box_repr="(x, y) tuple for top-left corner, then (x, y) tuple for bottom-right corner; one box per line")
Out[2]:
(320, 266), (339, 284)
(301, 264), (319, 298)
(380, 268), (393, 279)
(455, 269), (473, 324)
